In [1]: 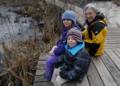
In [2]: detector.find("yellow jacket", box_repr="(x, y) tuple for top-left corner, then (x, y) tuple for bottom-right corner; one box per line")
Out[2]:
(82, 18), (108, 57)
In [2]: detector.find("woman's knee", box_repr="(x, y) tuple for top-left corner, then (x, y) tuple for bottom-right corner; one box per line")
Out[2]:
(46, 55), (58, 65)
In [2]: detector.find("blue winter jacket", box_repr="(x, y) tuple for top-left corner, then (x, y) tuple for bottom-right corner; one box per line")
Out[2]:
(53, 27), (68, 56)
(53, 24), (81, 56)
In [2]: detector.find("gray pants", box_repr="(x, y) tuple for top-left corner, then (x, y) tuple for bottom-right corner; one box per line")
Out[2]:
(51, 68), (67, 86)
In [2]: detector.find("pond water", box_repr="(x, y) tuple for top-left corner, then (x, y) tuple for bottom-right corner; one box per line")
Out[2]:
(0, 6), (43, 50)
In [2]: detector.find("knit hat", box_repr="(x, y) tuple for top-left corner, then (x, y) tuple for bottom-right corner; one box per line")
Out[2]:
(62, 10), (77, 24)
(67, 27), (82, 42)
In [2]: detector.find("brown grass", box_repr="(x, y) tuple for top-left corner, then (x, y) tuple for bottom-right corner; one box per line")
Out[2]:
(0, 0), (63, 86)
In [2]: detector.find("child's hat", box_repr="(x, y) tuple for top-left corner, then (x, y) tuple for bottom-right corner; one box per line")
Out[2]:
(67, 27), (82, 42)
(62, 10), (77, 24)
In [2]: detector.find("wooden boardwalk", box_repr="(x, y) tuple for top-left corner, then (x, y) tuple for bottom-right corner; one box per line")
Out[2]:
(33, 25), (120, 86)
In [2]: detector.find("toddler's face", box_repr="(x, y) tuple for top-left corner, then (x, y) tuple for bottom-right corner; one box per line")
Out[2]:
(63, 20), (72, 28)
(67, 36), (77, 47)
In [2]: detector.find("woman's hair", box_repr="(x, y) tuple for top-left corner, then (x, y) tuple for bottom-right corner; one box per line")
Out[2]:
(83, 3), (99, 13)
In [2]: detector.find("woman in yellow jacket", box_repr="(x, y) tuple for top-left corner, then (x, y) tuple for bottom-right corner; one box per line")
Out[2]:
(82, 4), (108, 57)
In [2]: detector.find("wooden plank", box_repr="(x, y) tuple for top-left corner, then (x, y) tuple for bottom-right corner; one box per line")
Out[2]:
(37, 61), (45, 70)
(35, 69), (44, 76)
(115, 48), (120, 59)
(106, 40), (120, 41)
(107, 36), (120, 38)
(106, 43), (120, 45)
(77, 76), (89, 86)
(92, 58), (117, 86)
(34, 60), (47, 82)
(102, 53), (120, 86)
(63, 82), (77, 86)
(107, 36), (120, 37)
(106, 45), (120, 47)
(105, 47), (120, 49)
(87, 62), (104, 86)
(106, 39), (120, 40)
(107, 37), (120, 39)
(105, 49), (120, 70)
(108, 31), (120, 32)
(34, 75), (47, 82)
(107, 35), (120, 37)
(106, 43), (120, 44)
(39, 55), (49, 61)
(36, 60), (46, 76)
(106, 42), (120, 44)
(107, 39), (120, 41)
(105, 45), (120, 48)
(106, 40), (120, 42)
(106, 44), (120, 47)
(113, 48), (120, 59)
(33, 82), (53, 86)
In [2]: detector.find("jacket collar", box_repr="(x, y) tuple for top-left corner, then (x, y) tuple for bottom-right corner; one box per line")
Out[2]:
(65, 42), (85, 56)
(86, 14), (105, 26)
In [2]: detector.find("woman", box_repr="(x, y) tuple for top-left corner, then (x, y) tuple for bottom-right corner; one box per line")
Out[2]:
(82, 4), (108, 57)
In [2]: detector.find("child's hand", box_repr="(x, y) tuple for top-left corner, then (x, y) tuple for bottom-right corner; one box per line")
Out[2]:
(49, 46), (57, 54)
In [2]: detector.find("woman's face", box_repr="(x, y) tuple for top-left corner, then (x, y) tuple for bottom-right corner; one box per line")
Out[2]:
(84, 8), (96, 22)
(67, 36), (77, 48)
(63, 20), (72, 28)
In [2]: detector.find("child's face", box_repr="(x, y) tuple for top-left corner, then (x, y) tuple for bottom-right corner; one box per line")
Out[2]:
(63, 20), (72, 28)
(67, 36), (77, 47)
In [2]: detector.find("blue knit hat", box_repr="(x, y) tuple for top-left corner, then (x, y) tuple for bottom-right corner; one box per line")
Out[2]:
(62, 10), (77, 24)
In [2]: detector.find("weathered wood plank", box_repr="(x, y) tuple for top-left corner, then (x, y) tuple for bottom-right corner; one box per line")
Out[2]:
(102, 53), (120, 86)
(34, 75), (47, 82)
(76, 76), (89, 86)
(87, 62), (104, 86)
(34, 61), (47, 82)
(105, 45), (120, 48)
(63, 81), (77, 86)
(36, 69), (44, 76)
(106, 45), (120, 47)
(37, 61), (46, 70)
(33, 82), (53, 86)
(92, 58), (117, 86)
(116, 48), (120, 53)
(106, 44), (120, 47)
(106, 40), (120, 42)
(39, 55), (49, 61)
(105, 49), (120, 70)
(113, 48), (120, 59)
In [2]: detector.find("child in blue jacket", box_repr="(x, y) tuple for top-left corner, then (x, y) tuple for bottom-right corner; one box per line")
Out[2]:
(45, 10), (79, 81)
(51, 28), (91, 86)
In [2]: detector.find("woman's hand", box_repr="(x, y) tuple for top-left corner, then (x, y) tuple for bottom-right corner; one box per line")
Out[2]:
(49, 46), (57, 54)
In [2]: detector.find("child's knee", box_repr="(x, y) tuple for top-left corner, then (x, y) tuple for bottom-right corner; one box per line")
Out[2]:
(55, 76), (66, 86)
(46, 55), (58, 65)
(56, 76), (61, 83)
(46, 58), (54, 66)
